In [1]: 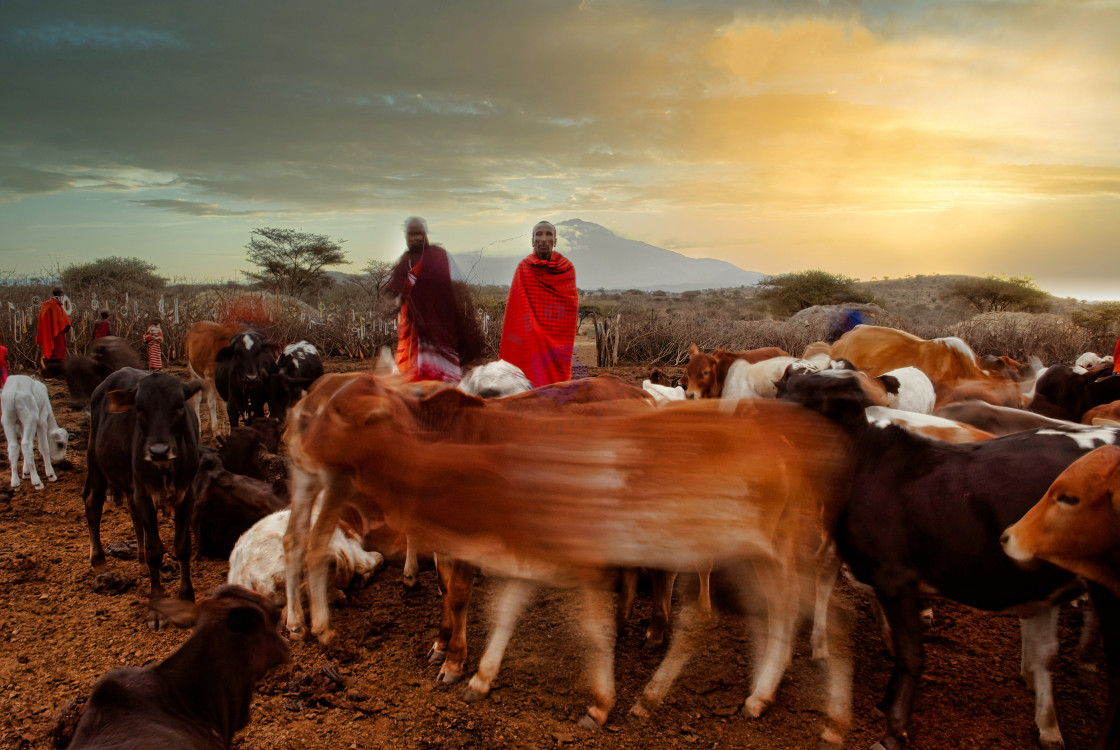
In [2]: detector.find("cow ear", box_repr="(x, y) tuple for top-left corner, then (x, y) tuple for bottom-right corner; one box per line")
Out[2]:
(182, 381), (204, 401)
(106, 389), (136, 413)
(878, 375), (901, 395)
(688, 342), (701, 357)
(227, 605), (265, 634)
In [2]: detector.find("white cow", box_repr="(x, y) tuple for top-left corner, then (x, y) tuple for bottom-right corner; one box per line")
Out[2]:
(229, 509), (384, 621)
(882, 366), (936, 414)
(1, 375), (68, 490)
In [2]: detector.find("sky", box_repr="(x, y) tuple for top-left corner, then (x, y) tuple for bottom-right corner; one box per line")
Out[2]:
(1, 0), (1118, 300)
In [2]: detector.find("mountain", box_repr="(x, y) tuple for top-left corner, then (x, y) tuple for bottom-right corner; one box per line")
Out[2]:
(451, 219), (764, 292)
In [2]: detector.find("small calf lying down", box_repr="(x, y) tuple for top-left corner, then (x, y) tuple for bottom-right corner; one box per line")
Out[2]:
(458, 360), (532, 399)
(192, 449), (287, 559)
(229, 508), (384, 619)
(1, 374), (69, 490)
(68, 585), (289, 750)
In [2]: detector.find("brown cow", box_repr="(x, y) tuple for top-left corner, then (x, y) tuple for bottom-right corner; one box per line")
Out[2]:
(681, 342), (790, 399)
(185, 320), (246, 435)
(1003, 444), (1120, 597)
(68, 585), (288, 750)
(283, 371), (850, 738)
(1083, 400), (1120, 426)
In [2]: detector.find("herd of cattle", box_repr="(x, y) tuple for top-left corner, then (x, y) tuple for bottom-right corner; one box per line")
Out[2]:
(3, 322), (1120, 749)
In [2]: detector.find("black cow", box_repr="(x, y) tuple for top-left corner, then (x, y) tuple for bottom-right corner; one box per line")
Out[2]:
(214, 330), (279, 428)
(266, 340), (323, 422)
(1030, 363), (1120, 422)
(84, 368), (203, 629)
(192, 448), (286, 558)
(68, 584), (289, 750)
(63, 336), (144, 408)
(778, 368), (1120, 750)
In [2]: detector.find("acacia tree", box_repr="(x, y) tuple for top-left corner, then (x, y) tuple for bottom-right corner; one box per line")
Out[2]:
(942, 273), (1051, 314)
(350, 258), (395, 308)
(62, 256), (166, 297)
(244, 228), (349, 300)
(756, 269), (874, 317)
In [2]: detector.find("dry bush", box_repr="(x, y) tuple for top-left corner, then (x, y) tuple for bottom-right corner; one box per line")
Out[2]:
(950, 312), (1110, 365)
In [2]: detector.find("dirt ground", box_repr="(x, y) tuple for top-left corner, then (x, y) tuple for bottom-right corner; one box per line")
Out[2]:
(0, 356), (1111, 750)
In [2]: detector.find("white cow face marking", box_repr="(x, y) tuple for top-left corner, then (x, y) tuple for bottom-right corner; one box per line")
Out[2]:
(242, 333), (256, 350)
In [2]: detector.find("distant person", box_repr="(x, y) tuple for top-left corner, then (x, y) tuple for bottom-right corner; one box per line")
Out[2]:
(827, 306), (866, 344)
(388, 216), (483, 382)
(36, 287), (71, 367)
(499, 220), (578, 387)
(92, 310), (111, 340)
(144, 320), (164, 371)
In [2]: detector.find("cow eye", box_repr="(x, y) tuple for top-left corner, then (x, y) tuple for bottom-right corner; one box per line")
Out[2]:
(1056, 494), (1080, 507)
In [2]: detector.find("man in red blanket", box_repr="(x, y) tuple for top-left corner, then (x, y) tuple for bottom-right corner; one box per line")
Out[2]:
(36, 287), (71, 366)
(500, 221), (578, 387)
(389, 217), (482, 382)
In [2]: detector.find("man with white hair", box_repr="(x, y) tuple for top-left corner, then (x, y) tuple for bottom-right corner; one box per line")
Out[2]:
(499, 220), (578, 387)
(388, 217), (482, 382)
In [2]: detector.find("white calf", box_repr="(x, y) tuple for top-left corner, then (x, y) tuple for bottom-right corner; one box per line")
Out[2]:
(721, 357), (807, 401)
(229, 508), (384, 617)
(1073, 352), (1113, 374)
(1, 375), (68, 490)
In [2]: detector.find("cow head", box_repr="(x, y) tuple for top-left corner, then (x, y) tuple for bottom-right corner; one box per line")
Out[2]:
(684, 343), (715, 399)
(1001, 444), (1120, 595)
(776, 368), (873, 428)
(108, 375), (203, 463)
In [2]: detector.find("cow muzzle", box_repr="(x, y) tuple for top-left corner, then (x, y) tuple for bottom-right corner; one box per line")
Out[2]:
(146, 443), (178, 462)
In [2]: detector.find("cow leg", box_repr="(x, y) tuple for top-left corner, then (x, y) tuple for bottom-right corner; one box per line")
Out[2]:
(4, 414), (21, 489)
(462, 578), (536, 702)
(431, 554), (453, 662)
(306, 472), (350, 645)
(616, 568), (638, 637)
(1089, 583), (1120, 750)
(83, 486), (109, 571)
(629, 595), (705, 718)
(873, 588), (926, 750)
(697, 563), (713, 622)
(646, 569), (678, 649)
(282, 467), (320, 640)
(819, 591), (853, 748)
(403, 534), (420, 589)
(131, 494), (168, 630)
(21, 424), (43, 489)
(743, 554), (799, 718)
(34, 417), (58, 484)
(577, 584), (617, 728)
(1019, 607), (1063, 750)
(172, 498), (195, 604)
(812, 544), (842, 660)
(436, 558), (475, 684)
(226, 397), (240, 432)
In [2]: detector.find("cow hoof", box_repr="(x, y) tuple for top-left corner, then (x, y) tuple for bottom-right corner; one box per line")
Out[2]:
(812, 646), (831, 661)
(314, 629), (337, 647)
(287, 626), (308, 642)
(629, 701), (651, 720)
(743, 696), (771, 718)
(428, 647), (446, 664)
(577, 713), (603, 730)
(1039, 737), (1065, 750)
(46, 474), (57, 483)
(438, 668), (462, 685)
(32, 481), (44, 490)
(642, 632), (665, 650)
(146, 611), (166, 632)
(459, 685), (487, 704)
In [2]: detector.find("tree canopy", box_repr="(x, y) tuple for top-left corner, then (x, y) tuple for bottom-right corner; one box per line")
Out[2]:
(244, 228), (349, 299)
(61, 256), (166, 297)
(941, 274), (1051, 314)
(756, 269), (874, 317)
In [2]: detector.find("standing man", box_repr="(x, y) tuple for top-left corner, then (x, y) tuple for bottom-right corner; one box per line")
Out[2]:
(500, 220), (578, 387)
(36, 287), (71, 367)
(388, 217), (482, 382)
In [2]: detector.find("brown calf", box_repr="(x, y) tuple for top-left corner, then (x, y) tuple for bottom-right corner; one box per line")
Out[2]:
(681, 342), (790, 399)
(185, 320), (246, 435)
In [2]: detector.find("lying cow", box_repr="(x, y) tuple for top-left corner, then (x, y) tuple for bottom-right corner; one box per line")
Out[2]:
(68, 584), (289, 750)
(192, 448), (286, 559)
(681, 342), (790, 399)
(84, 368), (203, 629)
(282, 371), (851, 740)
(1, 375), (69, 490)
(229, 508), (383, 619)
(779, 368), (1120, 750)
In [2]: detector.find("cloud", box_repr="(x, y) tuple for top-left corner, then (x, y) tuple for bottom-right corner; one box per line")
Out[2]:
(128, 199), (282, 217)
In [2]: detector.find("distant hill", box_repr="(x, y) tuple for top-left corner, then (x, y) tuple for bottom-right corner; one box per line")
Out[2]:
(451, 219), (764, 292)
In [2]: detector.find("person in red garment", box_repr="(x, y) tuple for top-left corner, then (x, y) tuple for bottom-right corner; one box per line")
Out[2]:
(389, 217), (482, 382)
(499, 221), (578, 387)
(1112, 333), (1120, 375)
(36, 287), (71, 367)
